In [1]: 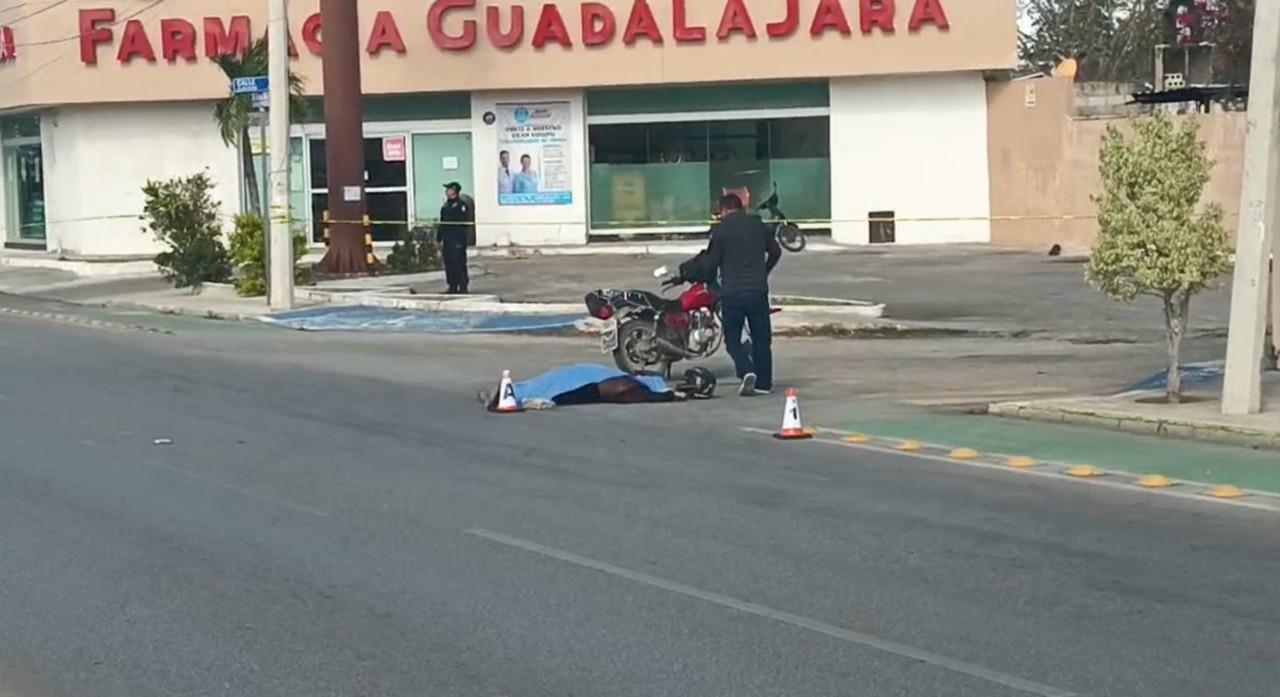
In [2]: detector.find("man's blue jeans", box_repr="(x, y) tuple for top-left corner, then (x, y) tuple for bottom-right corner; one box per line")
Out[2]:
(720, 291), (773, 391)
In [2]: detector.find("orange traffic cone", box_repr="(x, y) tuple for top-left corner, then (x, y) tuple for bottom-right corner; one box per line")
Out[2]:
(774, 388), (812, 440)
(489, 370), (524, 414)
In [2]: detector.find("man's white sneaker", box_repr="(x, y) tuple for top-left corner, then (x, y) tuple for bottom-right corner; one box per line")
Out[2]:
(739, 373), (758, 396)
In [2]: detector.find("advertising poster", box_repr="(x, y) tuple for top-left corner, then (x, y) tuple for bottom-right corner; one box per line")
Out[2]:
(495, 101), (572, 206)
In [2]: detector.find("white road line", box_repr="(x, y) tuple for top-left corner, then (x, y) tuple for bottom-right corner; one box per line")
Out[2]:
(741, 427), (1280, 514)
(465, 528), (1076, 697)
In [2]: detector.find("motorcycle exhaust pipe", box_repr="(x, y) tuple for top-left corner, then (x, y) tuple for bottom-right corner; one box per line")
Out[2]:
(654, 336), (699, 359)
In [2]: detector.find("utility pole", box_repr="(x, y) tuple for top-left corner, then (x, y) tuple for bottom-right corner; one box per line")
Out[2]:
(266, 0), (294, 309)
(1222, 1), (1280, 415)
(316, 0), (369, 274)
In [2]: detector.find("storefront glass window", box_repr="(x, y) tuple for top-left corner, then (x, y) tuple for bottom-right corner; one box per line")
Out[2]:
(307, 137), (409, 243)
(767, 116), (831, 224)
(2, 115), (46, 243)
(588, 116), (830, 231)
(590, 123), (711, 228)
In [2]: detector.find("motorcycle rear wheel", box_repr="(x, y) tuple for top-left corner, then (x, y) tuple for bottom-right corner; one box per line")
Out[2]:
(777, 223), (806, 252)
(613, 319), (671, 377)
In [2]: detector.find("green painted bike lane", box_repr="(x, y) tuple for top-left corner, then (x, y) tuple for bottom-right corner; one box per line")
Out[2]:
(821, 408), (1280, 494)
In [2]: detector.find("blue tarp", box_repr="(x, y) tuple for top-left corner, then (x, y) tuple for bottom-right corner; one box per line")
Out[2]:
(261, 306), (581, 333)
(510, 363), (670, 403)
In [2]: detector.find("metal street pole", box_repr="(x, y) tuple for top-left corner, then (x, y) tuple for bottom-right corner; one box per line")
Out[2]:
(1222, 1), (1280, 415)
(267, 0), (294, 310)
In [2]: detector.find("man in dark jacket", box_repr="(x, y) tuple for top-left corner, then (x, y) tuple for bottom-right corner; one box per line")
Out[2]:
(704, 193), (782, 396)
(438, 182), (473, 294)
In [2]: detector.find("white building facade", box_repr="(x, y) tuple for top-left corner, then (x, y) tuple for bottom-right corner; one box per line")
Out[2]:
(0, 0), (1016, 256)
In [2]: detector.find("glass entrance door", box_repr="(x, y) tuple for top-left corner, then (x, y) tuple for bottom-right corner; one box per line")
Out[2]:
(4, 143), (45, 243)
(307, 137), (409, 243)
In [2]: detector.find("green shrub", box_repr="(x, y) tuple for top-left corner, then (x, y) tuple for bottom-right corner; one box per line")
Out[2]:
(141, 172), (232, 289)
(386, 226), (442, 275)
(227, 212), (310, 297)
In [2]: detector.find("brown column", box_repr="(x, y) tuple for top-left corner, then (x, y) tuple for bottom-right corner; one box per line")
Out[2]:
(316, 0), (369, 274)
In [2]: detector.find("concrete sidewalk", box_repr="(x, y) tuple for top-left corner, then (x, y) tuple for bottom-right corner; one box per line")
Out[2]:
(990, 375), (1280, 451)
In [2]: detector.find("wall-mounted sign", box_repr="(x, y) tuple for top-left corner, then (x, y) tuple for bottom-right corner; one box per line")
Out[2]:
(75, 0), (952, 65)
(482, 111), (496, 125)
(495, 101), (572, 206)
(382, 136), (406, 162)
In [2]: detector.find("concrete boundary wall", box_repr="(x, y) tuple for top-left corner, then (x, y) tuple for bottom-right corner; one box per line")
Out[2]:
(986, 76), (1246, 252)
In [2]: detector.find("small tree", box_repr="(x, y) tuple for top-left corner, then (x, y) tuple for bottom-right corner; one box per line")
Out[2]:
(1087, 114), (1231, 403)
(142, 172), (232, 290)
(212, 37), (308, 218)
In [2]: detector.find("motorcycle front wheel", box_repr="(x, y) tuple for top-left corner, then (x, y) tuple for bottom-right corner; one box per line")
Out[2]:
(613, 319), (671, 377)
(776, 223), (806, 253)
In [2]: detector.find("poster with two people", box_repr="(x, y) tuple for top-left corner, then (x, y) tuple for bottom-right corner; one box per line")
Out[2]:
(495, 102), (572, 206)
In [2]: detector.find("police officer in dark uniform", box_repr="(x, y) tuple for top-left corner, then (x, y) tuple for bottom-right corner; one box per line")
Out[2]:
(438, 181), (473, 294)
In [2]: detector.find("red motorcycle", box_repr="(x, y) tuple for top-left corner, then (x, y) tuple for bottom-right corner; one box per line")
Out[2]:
(584, 265), (724, 377)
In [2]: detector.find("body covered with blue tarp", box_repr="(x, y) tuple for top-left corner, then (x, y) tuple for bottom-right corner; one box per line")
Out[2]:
(487, 363), (676, 409)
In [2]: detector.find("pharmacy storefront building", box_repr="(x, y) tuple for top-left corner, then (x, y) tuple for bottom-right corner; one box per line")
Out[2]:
(0, 0), (1015, 256)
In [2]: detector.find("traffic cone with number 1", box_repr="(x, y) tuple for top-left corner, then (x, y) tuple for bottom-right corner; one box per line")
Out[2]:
(774, 388), (812, 440)
(489, 370), (524, 414)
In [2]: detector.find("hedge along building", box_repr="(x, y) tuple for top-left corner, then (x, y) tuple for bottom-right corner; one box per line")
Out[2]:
(0, 0), (1015, 256)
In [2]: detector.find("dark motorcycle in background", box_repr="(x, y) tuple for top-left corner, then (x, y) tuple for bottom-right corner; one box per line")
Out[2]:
(585, 265), (724, 377)
(759, 182), (806, 253)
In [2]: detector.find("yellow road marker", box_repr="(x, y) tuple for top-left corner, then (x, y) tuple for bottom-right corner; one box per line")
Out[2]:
(1137, 475), (1175, 489)
(843, 433), (870, 444)
(949, 448), (981, 460)
(1206, 485), (1246, 499)
(1065, 464), (1103, 478)
(897, 440), (923, 452)
(1006, 456), (1038, 468)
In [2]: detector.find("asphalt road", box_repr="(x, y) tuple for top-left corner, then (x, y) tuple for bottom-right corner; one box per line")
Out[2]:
(1, 314), (1278, 697)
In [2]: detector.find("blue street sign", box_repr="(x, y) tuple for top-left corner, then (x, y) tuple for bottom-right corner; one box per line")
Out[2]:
(231, 76), (269, 94)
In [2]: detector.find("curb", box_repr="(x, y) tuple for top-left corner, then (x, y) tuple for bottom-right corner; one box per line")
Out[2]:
(103, 299), (259, 323)
(989, 400), (1280, 451)
(0, 304), (175, 334)
(0, 255), (158, 278)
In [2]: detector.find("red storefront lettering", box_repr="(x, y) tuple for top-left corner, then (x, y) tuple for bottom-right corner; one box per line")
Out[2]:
(116, 19), (156, 62)
(622, 0), (662, 44)
(532, 4), (572, 48)
(160, 18), (197, 61)
(0, 26), (15, 62)
(860, 0), (895, 33)
(908, 0), (948, 30)
(302, 13), (323, 54)
(672, 0), (706, 43)
(580, 3), (616, 46)
(486, 6), (524, 49)
(203, 16), (251, 58)
(366, 10), (406, 54)
(809, 0), (850, 36)
(78, 9), (115, 65)
(74, 0), (953, 63)
(716, 0), (756, 40)
(765, 0), (799, 38)
(428, 0), (477, 50)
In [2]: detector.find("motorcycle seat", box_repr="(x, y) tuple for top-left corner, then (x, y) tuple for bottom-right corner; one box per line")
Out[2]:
(629, 290), (680, 312)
